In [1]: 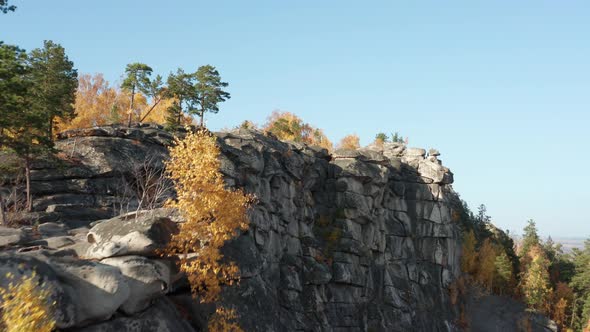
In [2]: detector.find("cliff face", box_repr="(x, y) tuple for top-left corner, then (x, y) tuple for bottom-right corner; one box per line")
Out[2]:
(213, 129), (461, 331)
(0, 125), (462, 331)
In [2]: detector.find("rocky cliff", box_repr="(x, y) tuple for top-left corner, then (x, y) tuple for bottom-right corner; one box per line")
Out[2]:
(0, 125), (463, 331)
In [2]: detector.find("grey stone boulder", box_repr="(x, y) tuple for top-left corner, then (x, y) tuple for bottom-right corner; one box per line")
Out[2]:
(85, 210), (178, 259)
(27, 236), (76, 249)
(38, 221), (68, 237)
(0, 254), (130, 328)
(0, 254), (76, 327)
(404, 148), (426, 157)
(333, 148), (361, 159)
(418, 159), (454, 184)
(54, 134), (169, 177)
(77, 297), (195, 332)
(101, 255), (171, 314)
(50, 258), (131, 326)
(0, 226), (26, 247)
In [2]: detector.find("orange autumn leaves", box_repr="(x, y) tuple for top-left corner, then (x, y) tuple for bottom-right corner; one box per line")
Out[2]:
(58, 73), (186, 131)
(263, 111), (333, 151)
(163, 129), (253, 303)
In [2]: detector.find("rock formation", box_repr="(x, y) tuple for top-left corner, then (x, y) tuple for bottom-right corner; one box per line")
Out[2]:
(0, 125), (463, 331)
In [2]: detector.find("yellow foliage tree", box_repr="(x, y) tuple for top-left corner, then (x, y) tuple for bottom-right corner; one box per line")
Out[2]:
(59, 73), (185, 131)
(461, 230), (478, 275)
(337, 134), (360, 150)
(59, 73), (132, 130)
(263, 111), (333, 151)
(521, 245), (552, 313)
(208, 307), (243, 332)
(0, 272), (56, 332)
(163, 129), (253, 303)
(550, 282), (574, 331)
(475, 238), (497, 292)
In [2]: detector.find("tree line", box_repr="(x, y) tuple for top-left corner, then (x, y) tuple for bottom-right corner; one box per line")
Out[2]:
(0, 37), (232, 213)
(456, 200), (590, 331)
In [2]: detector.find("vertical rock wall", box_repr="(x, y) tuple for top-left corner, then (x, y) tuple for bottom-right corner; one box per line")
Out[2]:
(1, 126), (462, 331)
(213, 130), (461, 331)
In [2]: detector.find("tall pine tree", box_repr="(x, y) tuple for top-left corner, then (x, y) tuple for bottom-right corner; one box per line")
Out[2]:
(165, 68), (194, 127)
(0, 43), (54, 211)
(121, 63), (152, 126)
(28, 40), (78, 139)
(191, 65), (230, 127)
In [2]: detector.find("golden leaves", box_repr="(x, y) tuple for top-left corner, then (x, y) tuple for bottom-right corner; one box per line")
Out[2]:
(337, 134), (360, 150)
(163, 129), (253, 304)
(0, 272), (56, 332)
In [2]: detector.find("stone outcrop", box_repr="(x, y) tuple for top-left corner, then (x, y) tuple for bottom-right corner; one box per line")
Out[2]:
(0, 125), (462, 331)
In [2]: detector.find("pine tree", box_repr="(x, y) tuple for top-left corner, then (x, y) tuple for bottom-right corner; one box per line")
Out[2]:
(121, 63), (152, 126)
(0, 43), (29, 142)
(191, 65), (230, 127)
(0, 0), (16, 13)
(138, 74), (165, 122)
(0, 42), (54, 211)
(494, 250), (514, 294)
(28, 40), (78, 139)
(391, 132), (404, 143)
(570, 240), (590, 329)
(375, 132), (389, 145)
(165, 68), (194, 128)
(520, 219), (540, 258)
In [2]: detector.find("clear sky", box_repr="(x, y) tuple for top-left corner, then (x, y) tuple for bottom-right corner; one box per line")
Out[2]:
(2, 1), (589, 237)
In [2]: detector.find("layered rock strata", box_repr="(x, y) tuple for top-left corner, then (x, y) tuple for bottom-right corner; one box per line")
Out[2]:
(0, 125), (461, 331)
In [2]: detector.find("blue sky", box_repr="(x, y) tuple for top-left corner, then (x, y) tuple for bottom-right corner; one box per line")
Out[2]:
(2, 1), (589, 237)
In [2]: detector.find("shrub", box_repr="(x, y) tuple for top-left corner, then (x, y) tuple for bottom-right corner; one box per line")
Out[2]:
(0, 272), (56, 332)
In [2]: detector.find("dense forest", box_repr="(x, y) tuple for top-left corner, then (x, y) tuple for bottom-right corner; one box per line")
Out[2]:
(454, 201), (590, 331)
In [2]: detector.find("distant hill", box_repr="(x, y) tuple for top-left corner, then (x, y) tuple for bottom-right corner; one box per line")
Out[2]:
(553, 237), (586, 253)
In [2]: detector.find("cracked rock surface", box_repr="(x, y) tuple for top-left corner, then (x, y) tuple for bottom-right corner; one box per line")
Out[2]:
(0, 125), (462, 331)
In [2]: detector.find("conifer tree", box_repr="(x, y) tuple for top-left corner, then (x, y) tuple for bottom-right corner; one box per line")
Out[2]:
(28, 40), (78, 139)
(0, 42), (53, 211)
(375, 132), (389, 145)
(165, 68), (194, 127)
(191, 65), (230, 127)
(138, 74), (165, 122)
(520, 219), (540, 258)
(571, 240), (590, 329)
(122, 63), (152, 126)
(0, 43), (29, 141)
(494, 250), (514, 294)
(0, 0), (15, 13)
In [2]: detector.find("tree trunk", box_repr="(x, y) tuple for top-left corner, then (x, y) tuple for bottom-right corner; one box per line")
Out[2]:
(48, 115), (53, 140)
(0, 194), (6, 226)
(139, 97), (162, 123)
(177, 98), (183, 126)
(25, 156), (32, 212)
(127, 86), (135, 127)
(199, 97), (205, 128)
